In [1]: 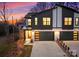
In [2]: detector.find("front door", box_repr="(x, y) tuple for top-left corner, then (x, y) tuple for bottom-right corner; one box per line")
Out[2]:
(54, 31), (60, 41)
(25, 30), (32, 44)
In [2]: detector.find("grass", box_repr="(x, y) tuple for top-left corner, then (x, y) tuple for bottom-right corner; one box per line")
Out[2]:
(0, 42), (17, 56)
(20, 45), (33, 57)
(0, 43), (14, 56)
(0, 45), (10, 55)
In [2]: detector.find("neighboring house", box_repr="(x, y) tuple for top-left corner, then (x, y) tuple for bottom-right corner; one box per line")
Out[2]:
(24, 5), (79, 42)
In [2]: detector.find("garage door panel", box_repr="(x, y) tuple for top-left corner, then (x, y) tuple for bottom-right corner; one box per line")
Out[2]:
(39, 31), (54, 41)
(60, 31), (73, 40)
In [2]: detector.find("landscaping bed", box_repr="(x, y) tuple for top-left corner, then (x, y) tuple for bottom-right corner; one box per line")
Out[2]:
(20, 45), (33, 57)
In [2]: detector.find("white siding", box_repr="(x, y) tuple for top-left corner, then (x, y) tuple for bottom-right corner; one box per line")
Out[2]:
(52, 9), (56, 27)
(74, 13), (79, 17)
(74, 13), (79, 27)
(57, 7), (62, 27)
(52, 6), (62, 28)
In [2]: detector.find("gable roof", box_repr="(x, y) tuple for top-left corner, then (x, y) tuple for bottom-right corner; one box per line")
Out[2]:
(25, 4), (79, 18)
(56, 4), (79, 13)
(24, 12), (38, 18)
(37, 4), (79, 14)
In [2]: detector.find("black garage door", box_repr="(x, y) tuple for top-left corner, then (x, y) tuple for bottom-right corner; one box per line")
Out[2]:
(60, 31), (73, 40)
(39, 31), (54, 41)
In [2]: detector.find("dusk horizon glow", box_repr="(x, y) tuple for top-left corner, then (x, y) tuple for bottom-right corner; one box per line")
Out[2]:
(0, 2), (37, 24)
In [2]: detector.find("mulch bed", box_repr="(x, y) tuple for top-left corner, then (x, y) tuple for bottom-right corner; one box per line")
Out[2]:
(20, 45), (33, 57)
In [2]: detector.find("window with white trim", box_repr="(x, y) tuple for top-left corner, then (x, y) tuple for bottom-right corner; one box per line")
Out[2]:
(28, 19), (31, 26)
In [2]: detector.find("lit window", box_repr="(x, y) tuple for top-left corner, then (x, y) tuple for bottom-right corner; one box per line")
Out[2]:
(64, 18), (68, 25)
(69, 18), (72, 25)
(43, 17), (51, 25)
(75, 18), (79, 26)
(35, 17), (38, 25)
(28, 19), (31, 26)
(47, 18), (51, 25)
(73, 31), (78, 40)
(43, 18), (47, 25)
(64, 17), (72, 25)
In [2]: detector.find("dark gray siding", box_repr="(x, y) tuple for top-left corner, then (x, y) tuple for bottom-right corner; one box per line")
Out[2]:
(32, 9), (52, 30)
(62, 7), (74, 29)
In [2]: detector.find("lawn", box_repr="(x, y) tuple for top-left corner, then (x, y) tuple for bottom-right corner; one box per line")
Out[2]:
(20, 45), (33, 57)
(0, 42), (17, 56)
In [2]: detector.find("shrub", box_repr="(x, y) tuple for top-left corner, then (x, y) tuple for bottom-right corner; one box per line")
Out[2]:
(0, 24), (6, 36)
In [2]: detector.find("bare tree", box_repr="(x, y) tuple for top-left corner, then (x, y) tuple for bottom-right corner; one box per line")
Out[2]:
(30, 6), (38, 13)
(0, 2), (11, 36)
(36, 2), (47, 11)
(64, 2), (79, 11)
(50, 2), (79, 11)
(30, 2), (48, 13)
(29, 2), (79, 13)
(0, 2), (9, 23)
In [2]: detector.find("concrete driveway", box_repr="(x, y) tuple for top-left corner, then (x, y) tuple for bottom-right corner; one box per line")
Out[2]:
(31, 41), (67, 57)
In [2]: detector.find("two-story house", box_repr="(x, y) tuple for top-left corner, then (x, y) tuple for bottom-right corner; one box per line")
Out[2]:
(24, 4), (79, 43)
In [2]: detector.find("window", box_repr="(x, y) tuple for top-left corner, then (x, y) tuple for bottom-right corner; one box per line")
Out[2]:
(73, 31), (78, 40)
(75, 18), (79, 26)
(43, 18), (46, 25)
(35, 17), (38, 25)
(28, 19), (31, 26)
(64, 17), (72, 25)
(43, 17), (51, 25)
(47, 18), (51, 25)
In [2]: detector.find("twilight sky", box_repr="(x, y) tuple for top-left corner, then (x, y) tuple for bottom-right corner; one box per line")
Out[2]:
(0, 2), (37, 24)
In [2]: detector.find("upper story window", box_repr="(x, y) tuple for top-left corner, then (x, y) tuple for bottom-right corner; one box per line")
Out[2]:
(75, 17), (79, 27)
(35, 17), (38, 25)
(64, 17), (72, 25)
(43, 17), (51, 25)
(28, 19), (31, 26)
